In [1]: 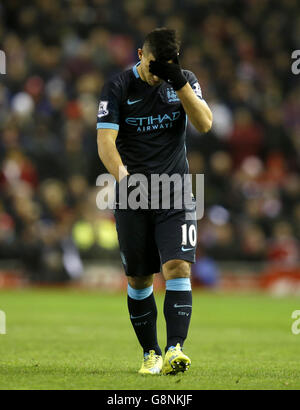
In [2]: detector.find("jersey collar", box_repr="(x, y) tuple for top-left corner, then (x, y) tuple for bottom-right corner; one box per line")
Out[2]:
(132, 62), (141, 79)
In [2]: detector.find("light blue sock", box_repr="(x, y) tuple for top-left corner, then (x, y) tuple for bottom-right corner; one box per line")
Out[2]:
(166, 278), (191, 291)
(127, 284), (153, 300)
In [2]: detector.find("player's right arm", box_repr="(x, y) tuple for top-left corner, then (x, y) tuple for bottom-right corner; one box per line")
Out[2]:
(96, 78), (128, 182)
(97, 128), (128, 182)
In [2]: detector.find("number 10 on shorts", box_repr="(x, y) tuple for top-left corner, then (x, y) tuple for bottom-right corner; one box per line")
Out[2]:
(181, 224), (197, 247)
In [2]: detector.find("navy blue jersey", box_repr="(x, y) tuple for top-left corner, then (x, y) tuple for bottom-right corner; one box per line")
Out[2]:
(97, 62), (205, 178)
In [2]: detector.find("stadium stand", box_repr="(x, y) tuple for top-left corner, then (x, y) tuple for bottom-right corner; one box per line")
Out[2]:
(0, 0), (299, 286)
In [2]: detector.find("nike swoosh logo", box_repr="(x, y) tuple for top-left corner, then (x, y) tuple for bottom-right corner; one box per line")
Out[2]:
(130, 311), (151, 320)
(174, 304), (192, 308)
(181, 246), (194, 252)
(127, 98), (142, 105)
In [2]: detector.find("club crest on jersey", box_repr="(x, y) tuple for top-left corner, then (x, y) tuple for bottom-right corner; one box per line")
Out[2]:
(98, 101), (109, 118)
(166, 88), (180, 103)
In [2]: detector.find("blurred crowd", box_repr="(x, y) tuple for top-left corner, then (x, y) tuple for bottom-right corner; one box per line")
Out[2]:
(0, 0), (299, 281)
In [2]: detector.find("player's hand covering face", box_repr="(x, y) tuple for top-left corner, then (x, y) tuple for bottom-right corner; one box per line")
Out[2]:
(149, 57), (187, 91)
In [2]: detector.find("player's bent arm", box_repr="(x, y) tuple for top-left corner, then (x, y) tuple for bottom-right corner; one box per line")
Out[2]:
(176, 83), (213, 133)
(97, 128), (129, 182)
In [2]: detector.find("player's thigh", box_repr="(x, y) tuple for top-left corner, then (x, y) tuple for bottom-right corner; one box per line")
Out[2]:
(114, 209), (161, 277)
(155, 208), (197, 269)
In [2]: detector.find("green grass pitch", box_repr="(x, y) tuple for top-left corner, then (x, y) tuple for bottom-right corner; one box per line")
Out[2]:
(0, 288), (300, 390)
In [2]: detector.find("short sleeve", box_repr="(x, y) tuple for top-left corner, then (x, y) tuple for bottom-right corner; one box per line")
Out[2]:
(96, 79), (122, 131)
(184, 70), (206, 103)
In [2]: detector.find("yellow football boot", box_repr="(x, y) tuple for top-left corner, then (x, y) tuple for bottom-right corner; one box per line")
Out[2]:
(162, 343), (191, 375)
(138, 350), (163, 375)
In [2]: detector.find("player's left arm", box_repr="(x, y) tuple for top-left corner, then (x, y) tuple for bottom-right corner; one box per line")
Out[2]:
(149, 60), (213, 133)
(176, 82), (213, 133)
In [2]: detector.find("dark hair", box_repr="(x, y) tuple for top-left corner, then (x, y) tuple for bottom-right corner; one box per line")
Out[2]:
(143, 28), (180, 61)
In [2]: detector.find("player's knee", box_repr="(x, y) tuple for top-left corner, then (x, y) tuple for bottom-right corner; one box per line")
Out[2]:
(128, 275), (153, 289)
(162, 259), (191, 281)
